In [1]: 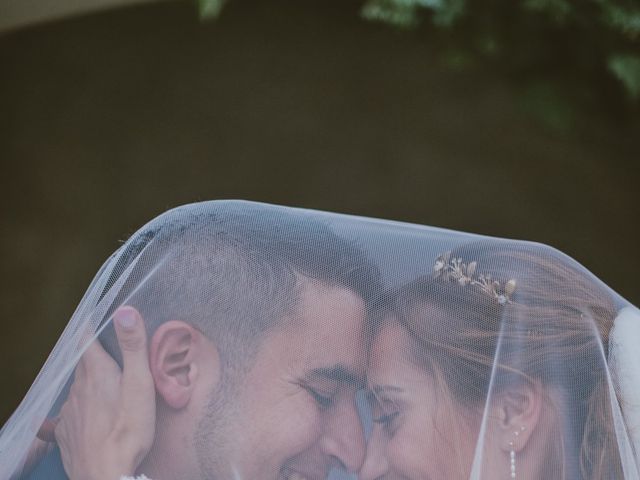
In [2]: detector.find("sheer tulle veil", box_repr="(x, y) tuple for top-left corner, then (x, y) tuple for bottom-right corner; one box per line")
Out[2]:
(1, 200), (638, 480)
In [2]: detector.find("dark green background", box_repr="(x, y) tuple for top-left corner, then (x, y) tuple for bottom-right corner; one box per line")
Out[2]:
(1, 0), (638, 424)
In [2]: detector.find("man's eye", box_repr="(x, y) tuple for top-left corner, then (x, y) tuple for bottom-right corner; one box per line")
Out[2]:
(307, 388), (334, 408)
(372, 411), (399, 429)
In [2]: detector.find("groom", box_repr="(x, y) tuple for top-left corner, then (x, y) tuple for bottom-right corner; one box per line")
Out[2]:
(28, 202), (381, 480)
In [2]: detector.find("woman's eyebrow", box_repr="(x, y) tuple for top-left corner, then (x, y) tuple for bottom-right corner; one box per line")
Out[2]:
(371, 385), (404, 395)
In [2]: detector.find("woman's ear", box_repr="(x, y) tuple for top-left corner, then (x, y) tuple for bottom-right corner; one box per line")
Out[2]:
(492, 380), (543, 453)
(149, 320), (221, 410)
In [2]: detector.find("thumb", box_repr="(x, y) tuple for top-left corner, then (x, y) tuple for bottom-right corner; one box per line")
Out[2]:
(113, 307), (153, 391)
(113, 306), (156, 448)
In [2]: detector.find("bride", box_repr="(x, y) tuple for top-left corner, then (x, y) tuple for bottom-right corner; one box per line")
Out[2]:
(361, 241), (639, 479)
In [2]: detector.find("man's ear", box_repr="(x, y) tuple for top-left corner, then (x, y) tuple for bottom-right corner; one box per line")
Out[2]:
(491, 380), (543, 453)
(149, 320), (221, 410)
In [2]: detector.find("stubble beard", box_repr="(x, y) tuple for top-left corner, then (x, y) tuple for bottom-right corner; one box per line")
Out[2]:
(194, 378), (243, 480)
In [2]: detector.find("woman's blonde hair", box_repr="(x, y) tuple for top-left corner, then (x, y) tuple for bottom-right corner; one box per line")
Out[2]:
(393, 241), (622, 479)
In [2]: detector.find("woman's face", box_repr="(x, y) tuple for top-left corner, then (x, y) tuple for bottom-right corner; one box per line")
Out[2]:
(359, 322), (479, 480)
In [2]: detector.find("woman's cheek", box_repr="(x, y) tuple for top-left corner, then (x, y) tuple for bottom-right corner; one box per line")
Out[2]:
(388, 420), (448, 480)
(386, 425), (424, 479)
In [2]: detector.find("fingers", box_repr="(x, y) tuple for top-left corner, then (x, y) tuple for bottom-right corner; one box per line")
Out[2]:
(113, 307), (154, 399)
(114, 307), (149, 369)
(49, 306), (156, 479)
(113, 307), (156, 448)
(78, 337), (112, 374)
(77, 317), (113, 374)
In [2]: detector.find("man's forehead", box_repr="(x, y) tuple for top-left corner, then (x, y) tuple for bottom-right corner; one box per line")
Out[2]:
(292, 283), (367, 338)
(296, 280), (365, 315)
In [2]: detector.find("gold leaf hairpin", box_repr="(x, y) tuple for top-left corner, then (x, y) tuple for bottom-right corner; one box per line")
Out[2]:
(433, 251), (517, 304)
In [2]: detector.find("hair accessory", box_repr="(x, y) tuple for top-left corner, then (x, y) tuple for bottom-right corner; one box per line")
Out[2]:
(433, 251), (517, 304)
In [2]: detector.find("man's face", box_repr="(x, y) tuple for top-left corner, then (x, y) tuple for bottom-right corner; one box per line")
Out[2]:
(197, 281), (368, 480)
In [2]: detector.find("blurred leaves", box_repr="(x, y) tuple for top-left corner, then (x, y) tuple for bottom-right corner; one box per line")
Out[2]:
(198, 0), (227, 19)
(597, 1), (640, 38)
(359, 0), (640, 128)
(360, 0), (465, 28)
(609, 54), (640, 99)
(361, 0), (421, 28)
(521, 0), (572, 23)
(196, 0), (639, 128)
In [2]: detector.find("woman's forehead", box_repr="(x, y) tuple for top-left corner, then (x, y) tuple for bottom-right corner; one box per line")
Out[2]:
(369, 324), (416, 373)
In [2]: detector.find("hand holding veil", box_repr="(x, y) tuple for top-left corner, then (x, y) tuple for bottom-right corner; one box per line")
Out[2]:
(55, 306), (155, 480)
(16, 308), (156, 480)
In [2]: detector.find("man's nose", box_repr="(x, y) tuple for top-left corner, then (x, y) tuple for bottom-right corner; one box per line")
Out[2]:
(320, 401), (366, 473)
(358, 428), (389, 480)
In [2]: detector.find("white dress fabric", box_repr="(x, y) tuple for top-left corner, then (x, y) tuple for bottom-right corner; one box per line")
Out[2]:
(0, 200), (638, 480)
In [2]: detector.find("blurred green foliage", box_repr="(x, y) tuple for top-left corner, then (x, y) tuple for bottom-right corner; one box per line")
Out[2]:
(198, 0), (639, 129)
(609, 54), (640, 99)
(198, 0), (227, 18)
(360, 0), (640, 127)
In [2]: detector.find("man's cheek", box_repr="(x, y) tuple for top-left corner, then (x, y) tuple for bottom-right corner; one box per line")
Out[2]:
(276, 402), (324, 461)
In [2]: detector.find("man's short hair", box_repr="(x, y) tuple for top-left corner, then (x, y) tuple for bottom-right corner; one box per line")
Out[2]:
(99, 201), (381, 377)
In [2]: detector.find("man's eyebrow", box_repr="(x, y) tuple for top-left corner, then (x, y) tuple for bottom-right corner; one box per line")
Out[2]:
(306, 365), (364, 386)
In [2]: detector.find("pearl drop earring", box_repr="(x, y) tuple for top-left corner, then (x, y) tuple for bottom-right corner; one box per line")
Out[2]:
(509, 426), (526, 479)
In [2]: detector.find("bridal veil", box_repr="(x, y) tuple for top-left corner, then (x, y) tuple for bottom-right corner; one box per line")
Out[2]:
(1, 200), (638, 479)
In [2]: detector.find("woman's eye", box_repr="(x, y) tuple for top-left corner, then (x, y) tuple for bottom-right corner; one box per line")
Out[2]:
(373, 411), (399, 429)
